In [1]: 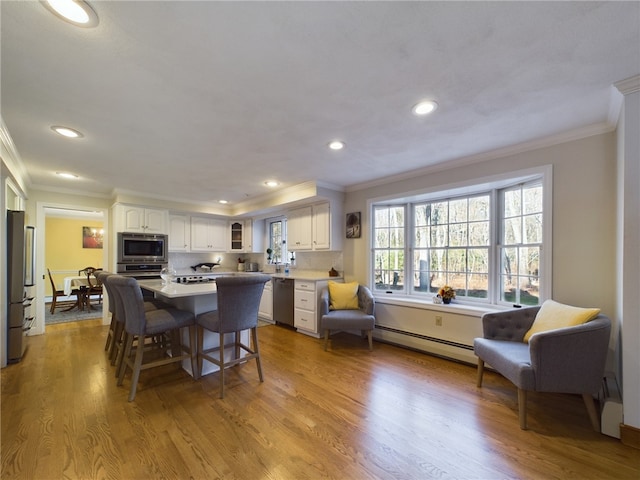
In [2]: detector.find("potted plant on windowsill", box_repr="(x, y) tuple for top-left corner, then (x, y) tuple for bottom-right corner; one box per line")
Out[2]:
(438, 285), (456, 304)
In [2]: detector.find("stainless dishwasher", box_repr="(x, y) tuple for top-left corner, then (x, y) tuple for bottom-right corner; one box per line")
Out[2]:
(273, 277), (294, 326)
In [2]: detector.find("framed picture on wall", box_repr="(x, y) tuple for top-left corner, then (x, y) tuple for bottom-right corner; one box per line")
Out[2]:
(83, 226), (103, 249)
(346, 212), (361, 239)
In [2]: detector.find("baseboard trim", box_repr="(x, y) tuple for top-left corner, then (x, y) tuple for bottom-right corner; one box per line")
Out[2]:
(620, 423), (640, 449)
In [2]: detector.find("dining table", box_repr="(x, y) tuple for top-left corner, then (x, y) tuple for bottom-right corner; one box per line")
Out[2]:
(138, 278), (242, 377)
(62, 274), (98, 311)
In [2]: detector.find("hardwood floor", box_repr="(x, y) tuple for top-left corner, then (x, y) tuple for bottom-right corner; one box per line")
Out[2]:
(2, 320), (638, 479)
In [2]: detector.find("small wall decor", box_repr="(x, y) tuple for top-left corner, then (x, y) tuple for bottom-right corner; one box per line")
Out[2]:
(83, 226), (103, 249)
(346, 212), (361, 239)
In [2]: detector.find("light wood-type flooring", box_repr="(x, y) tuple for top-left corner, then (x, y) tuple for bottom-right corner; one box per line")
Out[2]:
(2, 319), (639, 479)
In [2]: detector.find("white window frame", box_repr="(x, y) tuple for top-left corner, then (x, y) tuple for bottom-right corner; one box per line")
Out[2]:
(368, 166), (552, 307)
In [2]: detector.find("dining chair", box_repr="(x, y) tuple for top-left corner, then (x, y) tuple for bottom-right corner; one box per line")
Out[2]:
(102, 273), (164, 370)
(79, 266), (103, 309)
(47, 268), (82, 314)
(195, 274), (271, 398)
(110, 275), (197, 401)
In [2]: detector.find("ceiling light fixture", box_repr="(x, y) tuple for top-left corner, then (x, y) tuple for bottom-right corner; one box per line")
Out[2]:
(412, 100), (438, 116)
(218, 200), (229, 204)
(264, 180), (280, 187)
(328, 140), (345, 151)
(56, 172), (79, 179)
(51, 126), (84, 138)
(42, 0), (99, 27)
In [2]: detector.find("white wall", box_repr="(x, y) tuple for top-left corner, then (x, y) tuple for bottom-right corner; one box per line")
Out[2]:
(343, 132), (621, 369)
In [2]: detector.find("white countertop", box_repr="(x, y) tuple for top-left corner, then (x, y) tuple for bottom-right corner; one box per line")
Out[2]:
(138, 279), (218, 298)
(172, 269), (342, 282)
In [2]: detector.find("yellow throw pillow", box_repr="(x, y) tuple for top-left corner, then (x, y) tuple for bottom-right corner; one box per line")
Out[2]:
(328, 281), (360, 310)
(523, 299), (600, 343)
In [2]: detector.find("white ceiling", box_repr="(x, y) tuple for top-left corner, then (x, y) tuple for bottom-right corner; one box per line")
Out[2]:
(2, 1), (639, 207)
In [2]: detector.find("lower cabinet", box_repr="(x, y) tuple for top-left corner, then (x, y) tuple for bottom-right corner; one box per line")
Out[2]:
(258, 279), (273, 323)
(294, 279), (340, 337)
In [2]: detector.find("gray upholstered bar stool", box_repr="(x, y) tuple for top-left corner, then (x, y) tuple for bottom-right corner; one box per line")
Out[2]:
(110, 275), (197, 402)
(195, 274), (270, 398)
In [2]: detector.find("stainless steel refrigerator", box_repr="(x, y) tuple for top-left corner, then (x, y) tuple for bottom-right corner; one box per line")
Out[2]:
(7, 210), (35, 363)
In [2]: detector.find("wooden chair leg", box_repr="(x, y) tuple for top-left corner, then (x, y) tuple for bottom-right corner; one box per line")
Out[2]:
(219, 332), (225, 399)
(476, 359), (485, 387)
(196, 325), (204, 380)
(583, 393), (601, 432)
(324, 329), (330, 351)
(117, 333), (134, 386)
(50, 297), (57, 314)
(252, 327), (264, 382)
(128, 338), (146, 402)
(109, 322), (124, 365)
(518, 388), (527, 430)
(188, 325), (197, 379)
(367, 330), (373, 350)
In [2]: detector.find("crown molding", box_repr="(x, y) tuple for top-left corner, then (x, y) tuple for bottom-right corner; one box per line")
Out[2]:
(614, 74), (640, 95)
(0, 116), (30, 196)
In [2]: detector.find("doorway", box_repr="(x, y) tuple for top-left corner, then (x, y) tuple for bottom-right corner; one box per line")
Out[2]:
(33, 203), (109, 336)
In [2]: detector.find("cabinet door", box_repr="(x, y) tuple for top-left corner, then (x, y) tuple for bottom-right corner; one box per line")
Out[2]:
(210, 219), (227, 251)
(144, 208), (168, 234)
(120, 206), (145, 232)
(312, 203), (330, 250)
(190, 217), (213, 251)
(258, 282), (273, 320)
(169, 215), (190, 252)
(288, 206), (312, 250)
(229, 221), (244, 252)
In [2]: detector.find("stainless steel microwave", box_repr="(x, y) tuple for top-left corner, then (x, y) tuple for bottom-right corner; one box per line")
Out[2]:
(117, 232), (168, 263)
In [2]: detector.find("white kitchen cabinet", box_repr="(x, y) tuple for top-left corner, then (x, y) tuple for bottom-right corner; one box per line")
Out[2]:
(168, 214), (190, 252)
(293, 279), (338, 337)
(228, 219), (264, 253)
(190, 216), (227, 252)
(288, 202), (338, 251)
(287, 206), (313, 250)
(113, 204), (168, 234)
(258, 279), (273, 322)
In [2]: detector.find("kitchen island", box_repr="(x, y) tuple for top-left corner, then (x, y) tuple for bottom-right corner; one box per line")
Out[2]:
(138, 279), (247, 377)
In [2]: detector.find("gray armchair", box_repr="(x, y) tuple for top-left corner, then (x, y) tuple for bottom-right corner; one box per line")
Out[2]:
(474, 306), (611, 431)
(320, 285), (375, 351)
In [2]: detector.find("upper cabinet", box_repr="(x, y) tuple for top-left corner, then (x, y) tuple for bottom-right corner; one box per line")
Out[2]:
(229, 219), (264, 253)
(168, 214), (190, 252)
(190, 216), (227, 252)
(288, 202), (341, 251)
(113, 204), (168, 234)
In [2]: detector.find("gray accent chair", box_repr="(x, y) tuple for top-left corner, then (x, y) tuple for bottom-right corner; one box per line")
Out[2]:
(320, 285), (375, 351)
(474, 306), (611, 431)
(195, 274), (271, 398)
(110, 275), (197, 402)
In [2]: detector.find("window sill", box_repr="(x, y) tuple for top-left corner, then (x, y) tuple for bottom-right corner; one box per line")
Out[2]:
(373, 294), (507, 318)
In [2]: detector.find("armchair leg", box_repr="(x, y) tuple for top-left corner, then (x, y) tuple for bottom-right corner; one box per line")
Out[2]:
(518, 388), (527, 430)
(324, 329), (330, 351)
(476, 359), (485, 387)
(367, 330), (373, 351)
(582, 393), (601, 432)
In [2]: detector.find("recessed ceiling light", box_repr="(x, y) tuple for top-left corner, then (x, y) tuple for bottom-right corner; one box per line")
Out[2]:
(328, 140), (345, 151)
(42, 0), (99, 27)
(56, 172), (79, 179)
(264, 180), (280, 187)
(51, 126), (84, 138)
(218, 200), (229, 204)
(412, 100), (438, 116)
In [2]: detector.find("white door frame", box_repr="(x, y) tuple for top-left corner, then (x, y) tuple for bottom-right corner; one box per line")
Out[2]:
(32, 201), (110, 335)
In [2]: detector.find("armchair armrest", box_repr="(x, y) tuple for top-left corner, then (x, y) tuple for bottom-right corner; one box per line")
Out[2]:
(529, 315), (611, 393)
(481, 307), (540, 342)
(320, 288), (330, 316)
(358, 286), (375, 315)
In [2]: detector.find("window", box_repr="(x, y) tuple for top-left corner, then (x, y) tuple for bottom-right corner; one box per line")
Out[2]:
(267, 216), (290, 264)
(370, 169), (550, 306)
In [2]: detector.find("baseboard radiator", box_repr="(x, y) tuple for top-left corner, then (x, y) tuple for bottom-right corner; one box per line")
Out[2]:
(599, 372), (623, 438)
